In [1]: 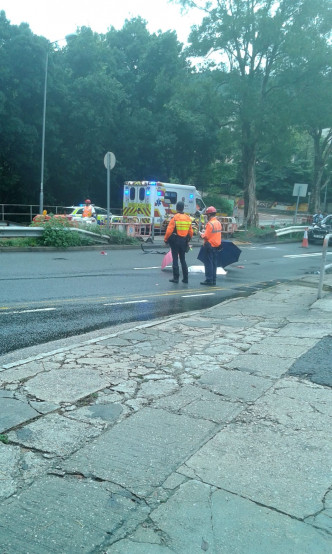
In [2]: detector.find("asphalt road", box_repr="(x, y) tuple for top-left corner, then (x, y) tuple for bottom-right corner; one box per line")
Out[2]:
(1, 241), (330, 358)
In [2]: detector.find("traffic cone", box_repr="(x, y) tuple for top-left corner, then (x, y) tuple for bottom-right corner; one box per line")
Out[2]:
(302, 228), (308, 248)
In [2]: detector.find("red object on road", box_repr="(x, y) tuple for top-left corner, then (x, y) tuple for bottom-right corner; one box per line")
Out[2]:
(161, 250), (172, 270)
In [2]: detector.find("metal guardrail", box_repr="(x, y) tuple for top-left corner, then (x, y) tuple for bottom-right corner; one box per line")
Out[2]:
(317, 233), (332, 299)
(274, 226), (307, 236)
(0, 226), (110, 244)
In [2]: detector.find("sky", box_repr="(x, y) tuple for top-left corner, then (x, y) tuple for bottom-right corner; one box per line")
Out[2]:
(0, 0), (203, 44)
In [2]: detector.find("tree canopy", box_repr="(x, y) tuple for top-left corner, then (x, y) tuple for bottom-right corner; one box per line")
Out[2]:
(0, 4), (331, 220)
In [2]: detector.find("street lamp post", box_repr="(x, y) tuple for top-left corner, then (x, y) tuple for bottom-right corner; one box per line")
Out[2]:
(39, 49), (49, 215)
(39, 35), (75, 214)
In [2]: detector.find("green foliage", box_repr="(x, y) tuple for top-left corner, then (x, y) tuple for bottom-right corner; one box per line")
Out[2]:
(39, 226), (92, 248)
(203, 194), (233, 215)
(96, 227), (139, 245)
(31, 216), (92, 247)
(0, 434), (9, 444)
(0, 6), (331, 224)
(0, 237), (39, 247)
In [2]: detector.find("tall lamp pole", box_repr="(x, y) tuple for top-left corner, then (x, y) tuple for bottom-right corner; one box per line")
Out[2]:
(39, 49), (49, 215)
(39, 35), (75, 214)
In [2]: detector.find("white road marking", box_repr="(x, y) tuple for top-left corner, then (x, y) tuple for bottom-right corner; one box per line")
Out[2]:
(188, 265), (227, 275)
(3, 308), (56, 315)
(104, 300), (148, 306)
(134, 266), (160, 270)
(284, 253), (332, 259)
(181, 293), (215, 298)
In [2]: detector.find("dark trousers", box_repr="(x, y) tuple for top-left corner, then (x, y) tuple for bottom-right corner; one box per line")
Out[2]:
(204, 243), (219, 283)
(169, 235), (188, 281)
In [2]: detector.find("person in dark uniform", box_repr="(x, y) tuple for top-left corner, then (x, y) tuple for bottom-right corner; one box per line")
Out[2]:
(164, 201), (193, 283)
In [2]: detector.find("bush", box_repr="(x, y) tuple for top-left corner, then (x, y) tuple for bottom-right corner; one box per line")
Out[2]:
(30, 216), (140, 247)
(39, 226), (92, 247)
(31, 217), (92, 247)
(203, 195), (233, 215)
(101, 229), (138, 245)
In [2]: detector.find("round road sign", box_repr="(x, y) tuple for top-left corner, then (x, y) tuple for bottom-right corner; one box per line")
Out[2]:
(104, 152), (116, 169)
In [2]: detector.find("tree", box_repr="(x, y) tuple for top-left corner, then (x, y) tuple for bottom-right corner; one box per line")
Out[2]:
(172, 0), (332, 225)
(0, 12), (48, 202)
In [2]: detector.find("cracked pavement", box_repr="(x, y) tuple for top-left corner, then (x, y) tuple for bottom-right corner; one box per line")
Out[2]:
(0, 274), (332, 553)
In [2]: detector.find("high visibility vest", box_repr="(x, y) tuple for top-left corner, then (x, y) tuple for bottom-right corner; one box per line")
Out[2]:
(202, 217), (222, 247)
(164, 213), (194, 241)
(83, 205), (93, 217)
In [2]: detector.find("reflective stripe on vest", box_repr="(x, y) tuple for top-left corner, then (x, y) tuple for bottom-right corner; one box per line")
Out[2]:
(210, 221), (221, 234)
(174, 214), (192, 236)
(175, 220), (191, 232)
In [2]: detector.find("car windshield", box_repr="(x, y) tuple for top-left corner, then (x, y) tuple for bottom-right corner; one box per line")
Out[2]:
(321, 215), (332, 225)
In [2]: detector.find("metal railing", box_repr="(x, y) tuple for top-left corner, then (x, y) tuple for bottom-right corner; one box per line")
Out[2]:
(317, 233), (332, 299)
(0, 204), (65, 222)
(0, 225), (110, 244)
(274, 226), (307, 237)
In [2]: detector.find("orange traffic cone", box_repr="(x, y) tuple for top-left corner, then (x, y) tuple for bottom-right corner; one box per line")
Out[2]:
(302, 228), (309, 248)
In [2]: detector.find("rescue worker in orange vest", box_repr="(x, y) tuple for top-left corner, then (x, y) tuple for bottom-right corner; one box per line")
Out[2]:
(82, 199), (95, 218)
(200, 206), (222, 286)
(164, 201), (193, 284)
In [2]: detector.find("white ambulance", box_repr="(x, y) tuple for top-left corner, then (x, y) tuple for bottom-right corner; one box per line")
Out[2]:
(123, 181), (205, 228)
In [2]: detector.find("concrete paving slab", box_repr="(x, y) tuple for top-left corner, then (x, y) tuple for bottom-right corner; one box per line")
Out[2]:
(0, 362), (46, 384)
(224, 353), (293, 378)
(0, 476), (149, 553)
(0, 390), (14, 397)
(0, 397), (39, 433)
(63, 408), (216, 497)
(23, 367), (110, 403)
(255, 335), (319, 347)
(246, 377), (332, 432)
(246, 340), (311, 358)
(199, 368), (274, 402)
(277, 322), (332, 338)
(179, 422), (331, 519)
(0, 443), (20, 500)
(137, 378), (179, 399)
(108, 541), (173, 553)
(8, 413), (101, 456)
(153, 384), (244, 424)
(201, 315), (261, 328)
(29, 400), (60, 414)
(65, 402), (123, 425)
(146, 481), (332, 553)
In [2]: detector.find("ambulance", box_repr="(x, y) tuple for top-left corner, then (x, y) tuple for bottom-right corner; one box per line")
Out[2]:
(123, 181), (205, 229)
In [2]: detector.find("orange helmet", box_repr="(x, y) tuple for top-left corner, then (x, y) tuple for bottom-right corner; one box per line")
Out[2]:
(205, 206), (217, 214)
(84, 199), (91, 204)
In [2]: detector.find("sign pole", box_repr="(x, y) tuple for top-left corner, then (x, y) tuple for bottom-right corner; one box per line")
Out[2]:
(107, 153), (111, 228)
(294, 193), (300, 224)
(150, 183), (156, 242)
(104, 152), (116, 228)
(292, 183), (308, 224)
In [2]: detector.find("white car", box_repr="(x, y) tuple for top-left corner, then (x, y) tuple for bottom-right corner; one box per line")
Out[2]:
(63, 205), (111, 225)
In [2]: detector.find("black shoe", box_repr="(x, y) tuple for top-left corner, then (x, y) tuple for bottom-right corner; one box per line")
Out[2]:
(200, 280), (214, 286)
(182, 279), (188, 283)
(169, 279), (179, 283)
